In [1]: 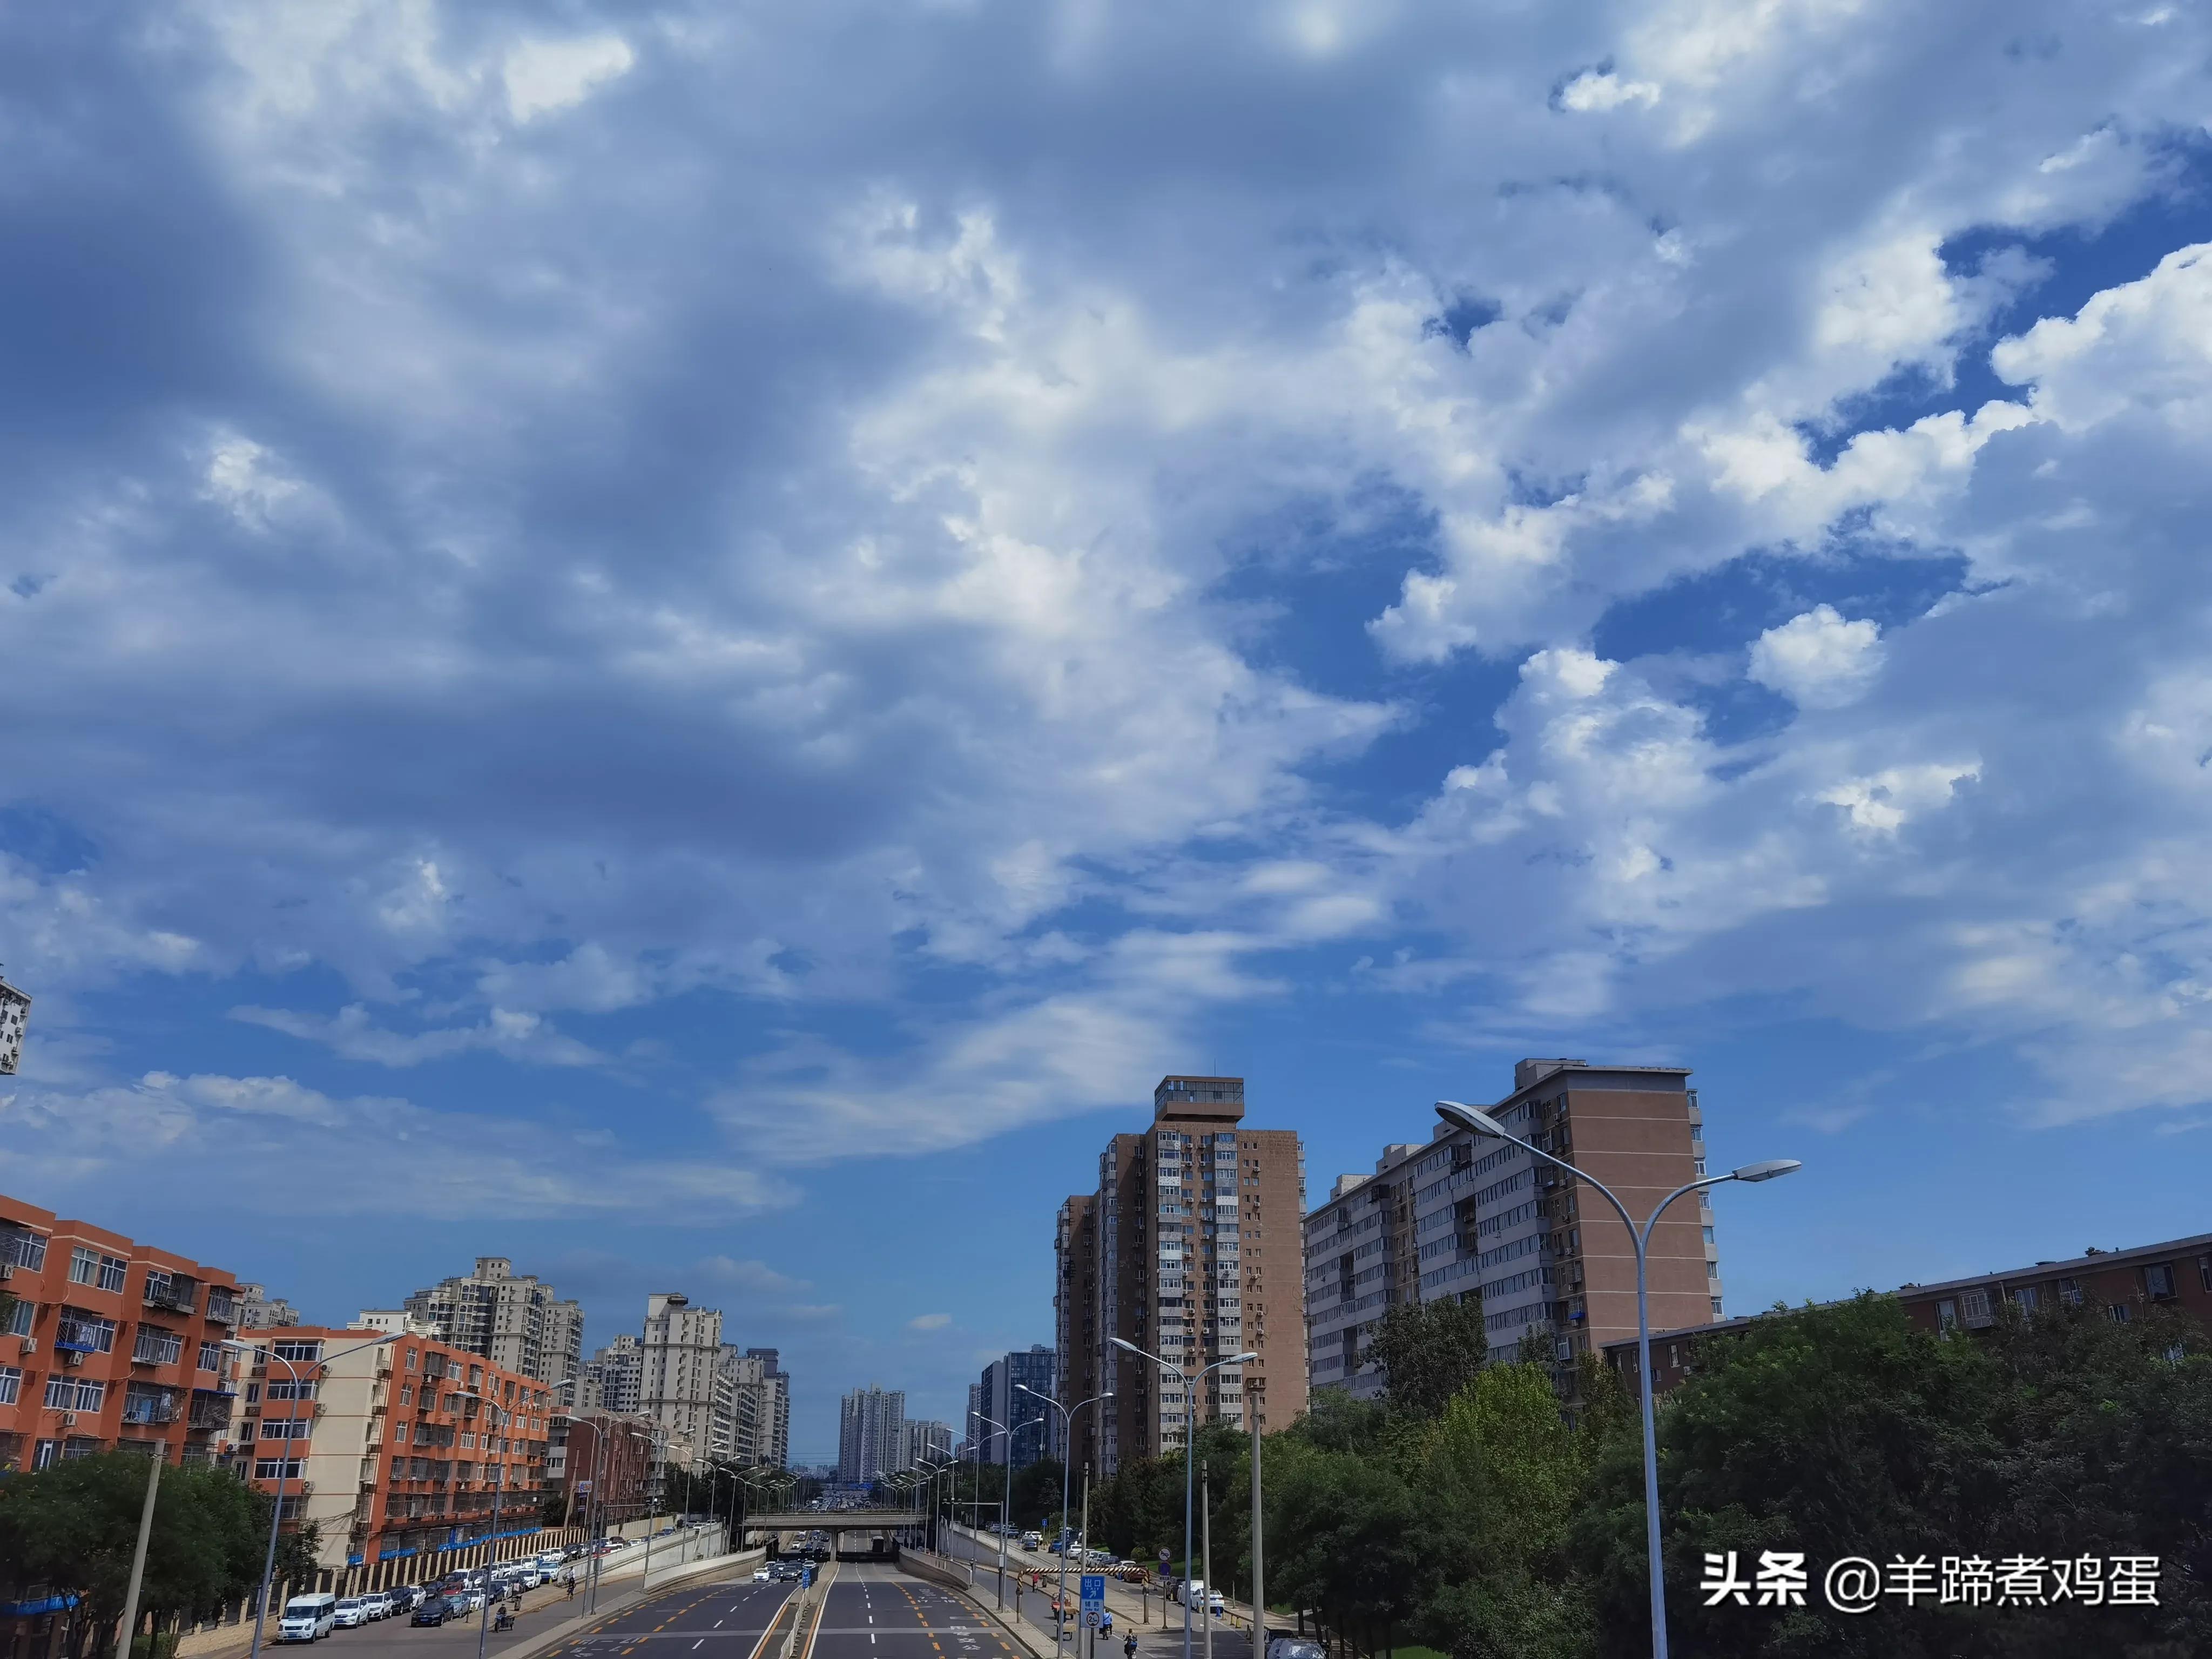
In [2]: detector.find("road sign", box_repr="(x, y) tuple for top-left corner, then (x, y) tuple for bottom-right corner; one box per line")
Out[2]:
(1081, 1575), (1105, 1628)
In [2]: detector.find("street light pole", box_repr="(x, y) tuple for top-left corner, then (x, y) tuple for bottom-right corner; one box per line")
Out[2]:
(224, 1332), (401, 1659)
(1110, 1340), (1258, 1659)
(1434, 1100), (1800, 1659)
(1015, 1382), (1112, 1658)
(972, 1414), (1020, 1610)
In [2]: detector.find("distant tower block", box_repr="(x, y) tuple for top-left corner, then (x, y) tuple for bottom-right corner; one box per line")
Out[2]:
(0, 971), (28, 1075)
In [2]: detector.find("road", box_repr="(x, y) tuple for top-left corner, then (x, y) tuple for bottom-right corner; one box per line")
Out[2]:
(932, 1531), (1252, 1659)
(309, 1568), (793, 1659)
(811, 1566), (1025, 1659)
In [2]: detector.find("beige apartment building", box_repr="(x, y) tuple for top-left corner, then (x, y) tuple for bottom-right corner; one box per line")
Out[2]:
(1057, 1076), (1306, 1476)
(1303, 1058), (1717, 1412)
(401, 1257), (585, 1406)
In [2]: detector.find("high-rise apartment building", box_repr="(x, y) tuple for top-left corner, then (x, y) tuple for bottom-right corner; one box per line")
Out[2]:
(579, 1333), (642, 1413)
(235, 1283), (301, 1330)
(902, 1417), (953, 1467)
(740, 1347), (790, 1467)
(0, 973), (29, 1075)
(977, 1346), (1057, 1468)
(1056, 1076), (1306, 1476)
(1303, 1058), (1716, 1408)
(641, 1292), (723, 1466)
(402, 1257), (585, 1406)
(837, 1386), (905, 1483)
(1, 1192), (245, 1472)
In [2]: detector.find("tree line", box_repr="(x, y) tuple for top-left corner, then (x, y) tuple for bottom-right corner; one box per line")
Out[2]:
(0, 1453), (320, 1659)
(1077, 1291), (2212, 1657)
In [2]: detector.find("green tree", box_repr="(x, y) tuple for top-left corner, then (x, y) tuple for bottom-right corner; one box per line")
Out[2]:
(0, 1454), (274, 1644)
(1575, 1294), (2212, 1658)
(1362, 1294), (1489, 1419)
(1415, 1363), (1610, 1659)
(1267, 1437), (1436, 1655)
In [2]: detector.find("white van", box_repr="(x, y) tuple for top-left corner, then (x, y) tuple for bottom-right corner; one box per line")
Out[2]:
(279, 1594), (338, 1642)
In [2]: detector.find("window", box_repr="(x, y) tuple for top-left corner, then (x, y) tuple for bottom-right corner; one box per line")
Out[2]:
(1710, 1298), (1724, 1318)
(133, 1326), (184, 1366)
(2144, 1263), (2177, 1300)
(272, 1340), (322, 1364)
(4, 1299), (30, 1338)
(198, 1341), (224, 1373)
(253, 1458), (305, 1481)
(407, 1349), (419, 1370)
(2199, 1255), (2212, 1293)
(2058, 1277), (2082, 1306)
(56, 1311), (117, 1352)
(261, 1417), (312, 1440)
(1706, 1262), (1720, 1280)
(1959, 1288), (1994, 1328)
(98, 1256), (127, 1293)
(1702, 1226), (1715, 1245)
(400, 1384), (413, 1405)
(2012, 1286), (2039, 1313)
(70, 1245), (100, 1285)
(0, 1366), (18, 1406)
(1936, 1299), (1958, 1331)
(2107, 1303), (2132, 1324)
(44, 1377), (105, 1411)
(265, 1378), (317, 1400)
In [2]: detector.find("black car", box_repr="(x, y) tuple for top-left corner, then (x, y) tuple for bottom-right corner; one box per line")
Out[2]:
(411, 1597), (456, 1627)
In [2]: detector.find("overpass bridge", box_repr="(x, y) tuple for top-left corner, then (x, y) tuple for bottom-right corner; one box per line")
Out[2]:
(741, 1509), (927, 1534)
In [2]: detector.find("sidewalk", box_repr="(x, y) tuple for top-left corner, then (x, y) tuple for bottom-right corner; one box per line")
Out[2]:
(940, 1528), (1258, 1659)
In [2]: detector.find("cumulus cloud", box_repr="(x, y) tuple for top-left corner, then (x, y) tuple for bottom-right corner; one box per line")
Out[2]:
(2, 0), (2211, 1171)
(907, 1313), (952, 1331)
(1749, 605), (1887, 709)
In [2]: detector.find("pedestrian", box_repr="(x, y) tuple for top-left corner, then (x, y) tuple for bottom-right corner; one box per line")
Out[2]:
(565, 1575), (575, 1601)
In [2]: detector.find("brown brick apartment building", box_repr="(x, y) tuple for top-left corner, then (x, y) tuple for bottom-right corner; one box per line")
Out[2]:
(0, 1192), (245, 1472)
(1057, 1076), (1307, 1475)
(1305, 1060), (1717, 1407)
(1607, 1230), (2212, 1395)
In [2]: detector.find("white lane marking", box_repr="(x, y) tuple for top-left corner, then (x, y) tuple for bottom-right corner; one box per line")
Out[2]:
(694, 1643), (705, 1650)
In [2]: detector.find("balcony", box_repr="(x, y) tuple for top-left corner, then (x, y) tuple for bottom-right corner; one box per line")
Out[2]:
(123, 1398), (180, 1426)
(0, 1229), (48, 1274)
(145, 1279), (200, 1316)
(54, 1319), (107, 1354)
(206, 1290), (241, 1325)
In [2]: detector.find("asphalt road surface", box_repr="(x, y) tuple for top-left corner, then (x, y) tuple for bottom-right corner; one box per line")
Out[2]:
(812, 1566), (1025, 1659)
(304, 1573), (795, 1659)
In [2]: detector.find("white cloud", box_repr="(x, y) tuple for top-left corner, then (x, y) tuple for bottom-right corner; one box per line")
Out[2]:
(3, 0), (2212, 1162)
(503, 35), (635, 123)
(230, 1004), (605, 1068)
(1749, 605), (1886, 709)
(0, 1071), (794, 1222)
(907, 1313), (952, 1330)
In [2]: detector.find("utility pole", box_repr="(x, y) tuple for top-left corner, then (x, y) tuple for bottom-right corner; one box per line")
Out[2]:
(115, 1452), (161, 1659)
(1249, 1383), (1265, 1658)
(1078, 1466), (1091, 1659)
(1200, 1463), (1212, 1659)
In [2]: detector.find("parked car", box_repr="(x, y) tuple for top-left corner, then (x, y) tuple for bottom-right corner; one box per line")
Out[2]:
(331, 1600), (370, 1629)
(1266, 1641), (1326, 1659)
(363, 1592), (393, 1620)
(411, 1597), (457, 1628)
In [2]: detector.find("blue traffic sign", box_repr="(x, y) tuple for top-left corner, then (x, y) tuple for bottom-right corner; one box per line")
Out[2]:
(1081, 1575), (1105, 1628)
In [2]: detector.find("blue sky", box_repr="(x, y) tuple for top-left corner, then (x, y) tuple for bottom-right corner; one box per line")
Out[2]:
(4, 2), (2212, 1461)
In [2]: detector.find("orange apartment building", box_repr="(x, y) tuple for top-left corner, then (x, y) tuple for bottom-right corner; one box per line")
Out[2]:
(0, 1193), (246, 1472)
(228, 1326), (556, 1574)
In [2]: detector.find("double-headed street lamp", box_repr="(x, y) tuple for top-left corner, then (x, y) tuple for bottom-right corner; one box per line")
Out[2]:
(971, 1413), (1041, 1609)
(1433, 1098), (1800, 1659)
(222, 1331), (403, 1659)
(1110, 1339), (1258, 1659)
(1014, 1382), (1112, 1657)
